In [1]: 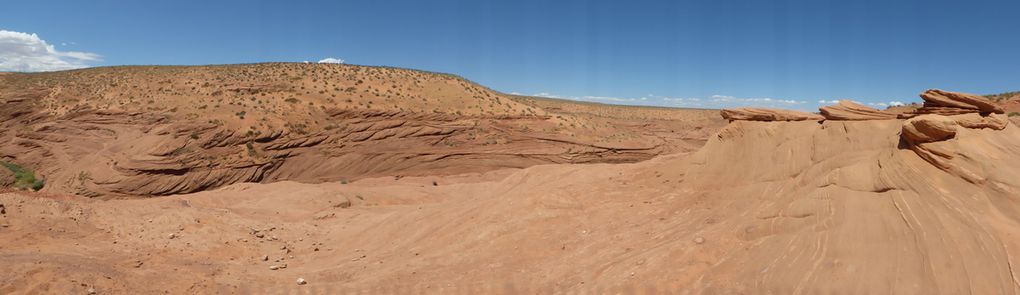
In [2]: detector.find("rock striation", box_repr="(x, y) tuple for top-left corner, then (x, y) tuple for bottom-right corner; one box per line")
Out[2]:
(901, 89), (1005, 117)
(719, 89), (1012, 184)
(719, 108), (824, 122)
(819, 100), (898, 120)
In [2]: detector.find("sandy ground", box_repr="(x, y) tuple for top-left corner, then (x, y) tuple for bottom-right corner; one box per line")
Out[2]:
(4, 65), (1020, 294)
(5, 116), (1020, 294)
(0, 155), (703, 293)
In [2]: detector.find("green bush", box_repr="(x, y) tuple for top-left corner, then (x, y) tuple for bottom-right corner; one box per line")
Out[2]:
(1, 161), (44, 191)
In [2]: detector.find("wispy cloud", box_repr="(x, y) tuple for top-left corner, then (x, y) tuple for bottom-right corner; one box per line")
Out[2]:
(525, 91), (915, 111)
(709, 95), (805, 105)
(867, 101), (906, 107)
(0, 29), (100, 72)
(532, 93), (656, 104)
(528, 92), (812, 109)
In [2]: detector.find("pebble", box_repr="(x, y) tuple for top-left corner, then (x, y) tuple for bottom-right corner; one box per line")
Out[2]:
(262, 255), (269, 261)
(87, 287), (97, 294)
(296, 278), (307, 285)
(270, 265), (280, 270)
(693, 236), (705, 244)
(168, 233), (176, 239)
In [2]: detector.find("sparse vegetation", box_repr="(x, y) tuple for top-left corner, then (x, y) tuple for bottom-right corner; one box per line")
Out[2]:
(1, 161), (45, 191)
(985, 91), (1020, 101)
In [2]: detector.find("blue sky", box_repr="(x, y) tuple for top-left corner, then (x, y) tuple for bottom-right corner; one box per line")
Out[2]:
(2, 0), (1019, 110)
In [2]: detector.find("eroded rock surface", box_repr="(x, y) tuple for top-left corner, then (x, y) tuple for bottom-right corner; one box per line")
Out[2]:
(720, 108), (824, 122)
(899, 89), (1006, 118)
(0, 64), (724, 196)
(819, 100), (898, 120)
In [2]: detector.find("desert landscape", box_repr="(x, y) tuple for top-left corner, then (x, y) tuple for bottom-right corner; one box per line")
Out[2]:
(3, 62), (1020, 293)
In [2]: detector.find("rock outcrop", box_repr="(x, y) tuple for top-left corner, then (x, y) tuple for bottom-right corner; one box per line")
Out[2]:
(720, 108), (824, 122)
(900, 113), (1009, 183)
(718, 89), (1012, 185)
(900, 89), (1006, 118)
(819, 100), (898, 120)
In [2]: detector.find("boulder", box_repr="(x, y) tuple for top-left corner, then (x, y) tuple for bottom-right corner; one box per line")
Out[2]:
(902, 115), (958, 144)
(819, 100), (898, 120)
(720, 108), (824, 122)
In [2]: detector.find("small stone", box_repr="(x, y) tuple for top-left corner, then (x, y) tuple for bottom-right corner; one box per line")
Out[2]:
(87, 287), (97, 294)
(262, 255), (269, 261)
(296, 278), (307, 285)
(168, 233), (176, 239)
(693, 236), (705, 244)
(255, 232), (265, 238)
(269, 265), (280, 270)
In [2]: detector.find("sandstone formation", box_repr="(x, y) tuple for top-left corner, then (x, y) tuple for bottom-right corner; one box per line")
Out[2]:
(719, 107), (824, 122)
(900, 89), (1006, 118)
(819, 100), (898, 120)
(899, 113), (1009, 182)
(5, 89), (1020, 293)
(0, 64), (724, 196)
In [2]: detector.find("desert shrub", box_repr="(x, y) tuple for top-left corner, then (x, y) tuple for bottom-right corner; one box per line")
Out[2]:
(1009, 112), (1020, 117)
(245, 142), (256, 156)
(1, 162), (45, 191)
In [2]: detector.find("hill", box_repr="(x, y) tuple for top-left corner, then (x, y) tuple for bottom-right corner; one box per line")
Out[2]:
(0, 63), (724, 196)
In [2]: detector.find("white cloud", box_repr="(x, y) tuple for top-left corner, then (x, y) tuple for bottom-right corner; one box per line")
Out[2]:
(0, 30), (100, 72)
(525, 92), (813, 109)
(525, 91), (911, 111)
(532, 92), (562, 99)
(710, 95), (803, 105)
(317, 57), (345, 64)
(888, 101), (905, 107)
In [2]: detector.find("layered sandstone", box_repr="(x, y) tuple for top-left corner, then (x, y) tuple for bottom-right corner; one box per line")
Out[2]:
(900, 89), (1006, 118)
(819, 100), (898, 120)
(719, 107), (824, 122)
(5, 88), (1020, 294)
(0, 64), (724, 196)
